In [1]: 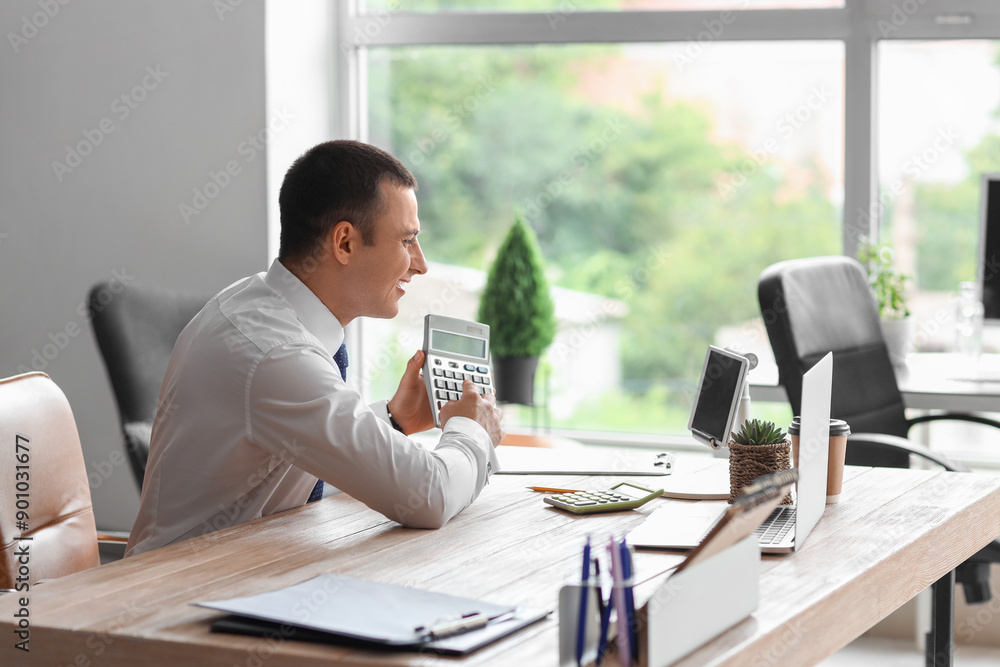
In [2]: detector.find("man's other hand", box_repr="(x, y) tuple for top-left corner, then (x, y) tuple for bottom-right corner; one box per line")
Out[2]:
(387, 350), (434, 435)
(440, 380), (504, 447)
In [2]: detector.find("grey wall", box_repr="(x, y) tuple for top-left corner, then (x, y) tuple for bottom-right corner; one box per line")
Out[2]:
(0, 1), (268, 531)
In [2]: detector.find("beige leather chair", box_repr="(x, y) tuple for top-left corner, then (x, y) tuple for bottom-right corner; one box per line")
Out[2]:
(0, 372), (105, 588)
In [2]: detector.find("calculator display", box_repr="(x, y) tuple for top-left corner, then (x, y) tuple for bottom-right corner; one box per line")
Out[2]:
(423, 315), (494, 428)
(615, 484), (651, 500)
(431, 330), (487, 360)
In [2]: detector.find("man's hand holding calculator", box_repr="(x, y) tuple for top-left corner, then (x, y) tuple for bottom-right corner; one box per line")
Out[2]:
(439, 380), (504, 447)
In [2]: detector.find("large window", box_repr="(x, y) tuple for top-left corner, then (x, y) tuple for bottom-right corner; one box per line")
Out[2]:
(339, 1), (1000, 443)
(365, 42), (841, 433)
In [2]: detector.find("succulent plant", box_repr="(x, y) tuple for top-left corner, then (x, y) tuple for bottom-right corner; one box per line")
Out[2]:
(731, 419), (787, 447)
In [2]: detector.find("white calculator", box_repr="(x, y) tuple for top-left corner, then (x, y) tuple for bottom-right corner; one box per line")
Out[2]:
(422, 314), (495, 428)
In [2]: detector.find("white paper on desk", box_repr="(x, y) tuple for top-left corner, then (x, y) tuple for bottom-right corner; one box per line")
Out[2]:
(495, 445), (671, 475)
(657, 459), (729, 500)
(196, 574), (514, 646)
(628, 501), (728, 550)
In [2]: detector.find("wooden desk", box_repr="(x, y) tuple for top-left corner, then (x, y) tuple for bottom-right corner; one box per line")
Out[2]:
(750, 352), (1000, 413)
(3, 461), (1000, 666)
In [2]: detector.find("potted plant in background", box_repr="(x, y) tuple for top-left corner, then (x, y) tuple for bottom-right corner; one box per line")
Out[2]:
(478, 212), (557, 405)
(857, 239), (912, 366)
(728, 419), (793, 504)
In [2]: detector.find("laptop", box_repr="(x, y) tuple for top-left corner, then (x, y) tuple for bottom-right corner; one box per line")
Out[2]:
(629, 352), (833, 554)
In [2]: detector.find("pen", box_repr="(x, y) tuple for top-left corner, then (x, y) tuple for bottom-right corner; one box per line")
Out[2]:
(576, 536), (591, 667)
(609, 536), (632, 667)
(527, 486), (584, 494)
(620, 538), (638, 662)
(415, 611), (489, 640)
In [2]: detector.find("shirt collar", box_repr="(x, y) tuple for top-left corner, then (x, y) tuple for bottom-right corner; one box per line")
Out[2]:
(264, 259), (344, 357)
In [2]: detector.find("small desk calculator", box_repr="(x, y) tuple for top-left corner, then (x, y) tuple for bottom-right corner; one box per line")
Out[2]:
(423, 314), (495, 428)
(544, 482), (664, 515)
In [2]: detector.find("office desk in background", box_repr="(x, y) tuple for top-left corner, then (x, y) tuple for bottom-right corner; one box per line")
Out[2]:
(2, 456), (1000, 667)
(750, 352), (1000, 413)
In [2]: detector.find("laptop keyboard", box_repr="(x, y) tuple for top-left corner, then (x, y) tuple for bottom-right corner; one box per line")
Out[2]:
(754, 506), (796, 545)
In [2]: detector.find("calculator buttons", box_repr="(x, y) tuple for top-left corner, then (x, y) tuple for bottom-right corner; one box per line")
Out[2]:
(432, 368), (444, 376)
(464, 363), (476, 371)
(543, 484), (663, 514)
(477, 365), (489, 374)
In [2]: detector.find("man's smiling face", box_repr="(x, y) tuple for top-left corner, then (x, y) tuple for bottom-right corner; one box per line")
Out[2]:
(351, 182), (427, 320)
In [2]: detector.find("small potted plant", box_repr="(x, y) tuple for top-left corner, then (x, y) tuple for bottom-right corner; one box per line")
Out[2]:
(478, 212), (556, 405)
(728, 419), (793, 504)
(857, 239), (912, 366)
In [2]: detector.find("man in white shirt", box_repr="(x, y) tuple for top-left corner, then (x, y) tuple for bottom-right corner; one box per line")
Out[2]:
(126, 141), (503, 556)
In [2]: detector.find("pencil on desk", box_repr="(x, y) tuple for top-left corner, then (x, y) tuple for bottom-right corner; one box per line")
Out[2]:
(527, 486), (584, 494)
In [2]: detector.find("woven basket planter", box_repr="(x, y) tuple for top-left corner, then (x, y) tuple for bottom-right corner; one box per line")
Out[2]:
(728, 440), (793, 504)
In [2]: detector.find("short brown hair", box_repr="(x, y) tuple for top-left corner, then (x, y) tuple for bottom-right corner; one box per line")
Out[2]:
(278, 141), (416, 263)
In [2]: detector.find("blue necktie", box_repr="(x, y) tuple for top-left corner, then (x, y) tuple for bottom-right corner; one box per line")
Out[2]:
(307, 342), (348, 504)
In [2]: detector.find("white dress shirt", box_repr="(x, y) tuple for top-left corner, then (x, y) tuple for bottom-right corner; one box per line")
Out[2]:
(126, 260), (498, 556)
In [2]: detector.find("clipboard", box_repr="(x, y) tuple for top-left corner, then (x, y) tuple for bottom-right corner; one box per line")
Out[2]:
(674, 468), (798, 572)
(196, 574), (549, 655)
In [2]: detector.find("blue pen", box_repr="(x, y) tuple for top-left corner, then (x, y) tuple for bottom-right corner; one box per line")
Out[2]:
(576, 536), (591, 667)
(620, 538), (638, 662)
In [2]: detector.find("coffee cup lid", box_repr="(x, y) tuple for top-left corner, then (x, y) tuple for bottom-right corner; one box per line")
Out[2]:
(787, 417), (851, 436)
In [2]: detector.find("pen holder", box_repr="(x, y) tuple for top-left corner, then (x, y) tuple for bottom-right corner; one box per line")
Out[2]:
(637, 534), (759, 666)
(557, 582), (605, 667)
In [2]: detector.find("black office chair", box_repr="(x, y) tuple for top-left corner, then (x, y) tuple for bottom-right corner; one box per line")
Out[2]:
(758, 255), (1000, 604)
(89, 282), (211, 490)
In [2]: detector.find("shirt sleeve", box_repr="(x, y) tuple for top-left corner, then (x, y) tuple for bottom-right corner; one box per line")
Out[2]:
(246, 341), (498, 528)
